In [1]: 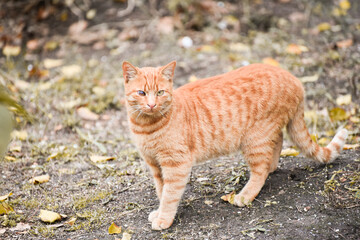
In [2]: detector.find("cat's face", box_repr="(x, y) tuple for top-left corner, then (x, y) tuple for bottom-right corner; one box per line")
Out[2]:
(122, 61), (176, 116)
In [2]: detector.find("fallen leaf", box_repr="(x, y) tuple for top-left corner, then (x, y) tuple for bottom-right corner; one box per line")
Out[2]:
(336, 39), (353, 48)
(69, 20), (88, 35)
(44, 40), (59, 51)
(4, 156), (17, 161)
(339, 0), (351, 10)
(280, 148), (300, 157)
(157, 17), (174, 35)
(122, 232), (132, 240)
(14, 79), (30, 90)
(29, 174), (50, 184)
(90, 155), (115, 163)
(92, 86), (106, 97)
(39, 210), (62, 223)
(318, 137), (330, 146)
(0, 202), (14, 215)
(188, 75), (198, 83)
(9, 223), (31, 232)
(336, 94), (351, 105)
(47, 152), (60, 161)
(286, 44), (302, 55)
(343, 144), (360, 150)
(86, 9), (96, 19)
(0, 193), (12, 202)
(221, 191), (235, 204)
(317, 22), (331, 32)
(299, 74), (319, 83)
(329, 107), (348, 121)
(3, 45), (21, 57)
(61, 65), (82, 78)
(43, 58), (64, 69)
(9, 145), (21, 152)
(11, 130), (28, 141)
(65, 217), (77, 226)
(26, 39), (40, 50)
(350, 116), (360, 123)
(262, 57), (280, 67)
(108, 222), (122, 234)
(77, 107), (99, 121)
(0, 228), (5, 234)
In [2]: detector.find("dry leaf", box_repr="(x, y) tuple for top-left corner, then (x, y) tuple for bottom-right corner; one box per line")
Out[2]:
(329, 108), (348, 122)
(69, 20), (88, 35)
(92, 86), (106, 97)
(44, 41), (59, 51)
(336, 94), (351, 106)
(77, 107), (99, 121)
(339, 0), (351, 10)
(188, 75), (198, 83)
(43, 58), (64, 69)
(61, 65), (82, 79)
(29, 174), (50, 184)
(157, 17), (174, 35)
(3, 45), (21, 57)
(9, 223), (31, 232)
(318, 137), (330, 146)
(317, 22), (331, 32)
(14, 79), (30, 90)
(299, 74), (319, 83)
(47, 152), (60, 161)
(90, 155), (115, 163)
(0, 202), (14, 215)
(27, 39), (40, 50)
(221, 191), (235, 204)
(39, 210), (62, 223)
(286, 44), (302, 55)
(336, 39), (353, 48)
(11, 130), (28, 141)
(4, 156), (16, 161)
(86, 9), (96, 19)
(0, 193), (12, 202)
(262, 57), (280, 67)
(280, 148), (300, 157)
(343, 144), (360, 150)
(108, 222), (122, 234)
(122, 232), (132, 240)
(65, 217), (77, 226)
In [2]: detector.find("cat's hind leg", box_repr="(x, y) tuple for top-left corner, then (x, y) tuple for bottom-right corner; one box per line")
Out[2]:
(269, 131), (283, 173)
(234, 130), (280, 207)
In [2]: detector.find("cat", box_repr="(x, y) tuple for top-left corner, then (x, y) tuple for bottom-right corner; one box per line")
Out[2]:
(122, 61), (348, 230)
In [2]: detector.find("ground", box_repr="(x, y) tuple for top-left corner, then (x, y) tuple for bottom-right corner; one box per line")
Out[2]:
(0, 0), (359, 239)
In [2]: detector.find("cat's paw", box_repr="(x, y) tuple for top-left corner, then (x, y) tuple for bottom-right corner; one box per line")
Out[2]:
(148, 210), (159, 222)
(233, 194), (252, 207)
(151, 217), (173, 230)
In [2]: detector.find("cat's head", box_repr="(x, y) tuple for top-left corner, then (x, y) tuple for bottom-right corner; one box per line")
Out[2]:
(122, 61), (176, 116)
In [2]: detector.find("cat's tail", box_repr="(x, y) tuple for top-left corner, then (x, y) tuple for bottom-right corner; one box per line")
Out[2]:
(286, 103), (348, 164)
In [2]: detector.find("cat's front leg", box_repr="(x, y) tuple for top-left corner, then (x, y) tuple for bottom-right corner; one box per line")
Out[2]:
(151, 159), (192, 230)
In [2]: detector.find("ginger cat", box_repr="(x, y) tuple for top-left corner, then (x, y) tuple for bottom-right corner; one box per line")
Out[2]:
(122, 61), (348, 230)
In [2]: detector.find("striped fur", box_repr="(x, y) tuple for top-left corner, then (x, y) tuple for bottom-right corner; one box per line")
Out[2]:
(122, 61), (348, 230)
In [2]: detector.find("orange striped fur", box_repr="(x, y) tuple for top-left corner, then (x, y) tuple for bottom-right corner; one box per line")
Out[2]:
(122, 61), (348, 230)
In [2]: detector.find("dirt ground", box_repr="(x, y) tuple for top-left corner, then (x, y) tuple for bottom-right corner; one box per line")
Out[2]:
(1, 0), (360, 239)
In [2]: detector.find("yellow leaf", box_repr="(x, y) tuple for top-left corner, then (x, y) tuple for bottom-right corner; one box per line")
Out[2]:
(336, 94), (351, 105)
(3, 45), (21, 57)
(11, 130), (28, 141)
(29, 174), (50, 184)
(77, 107), (99, 121)
(47, 152), (60, 161)
(90, 155), (115, 163)
(343, 144), (359, 150)
(39, 210), (62, 223)
(108, 222), (122, 234)
(122, 232), (132, 240)
(350, 116), (360, 123)
(310, 134), (318, 143)
(0, 192), (12, 202)
(317, 22), (331, 32)
(199, 45), (216, 53)
(0, 202), (14, 215)
(61, 65), (82, 79)
(299, 74), (319, 83)
(43, 58), (64, 69)
(221, 191), (235, 205)
(339, 0), (351, 10)
(286, 44), (302, 55)
(44, 41), (59, 51)
(4, 156), (17, 161)
(65, 217), (77, 226)
(329, 107), (348, 122)
(280, 148), (300, 157)
(262, 57), (280, 67)
(188, 75), (198, 83)
(318, 137), (330, 146)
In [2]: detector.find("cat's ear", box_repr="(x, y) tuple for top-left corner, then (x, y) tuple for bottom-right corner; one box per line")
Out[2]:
(122, 61), (139, 83)
(160, 61), (176, 81)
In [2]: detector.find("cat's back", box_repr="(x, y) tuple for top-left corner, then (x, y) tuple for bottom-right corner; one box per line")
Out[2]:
(175, 63), (303, 98)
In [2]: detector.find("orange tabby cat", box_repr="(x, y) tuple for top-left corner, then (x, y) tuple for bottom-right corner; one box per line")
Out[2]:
(122, 61), (348, 230)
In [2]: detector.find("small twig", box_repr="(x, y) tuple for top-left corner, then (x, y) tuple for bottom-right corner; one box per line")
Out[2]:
(117, 0), (136, 18)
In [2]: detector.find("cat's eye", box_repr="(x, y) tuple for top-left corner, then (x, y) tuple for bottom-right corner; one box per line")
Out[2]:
(157, 90), (165, 96)
(137, 90), (146, 96)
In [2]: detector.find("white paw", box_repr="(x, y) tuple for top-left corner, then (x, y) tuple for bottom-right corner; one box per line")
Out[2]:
(148, 210), (159, 222)
(151, 216), (173, 230)
(233, 194), (252, 207)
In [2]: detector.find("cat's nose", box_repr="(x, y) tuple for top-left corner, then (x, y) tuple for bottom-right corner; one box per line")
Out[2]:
(147, 103), (156, 109)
